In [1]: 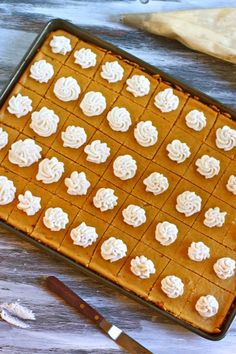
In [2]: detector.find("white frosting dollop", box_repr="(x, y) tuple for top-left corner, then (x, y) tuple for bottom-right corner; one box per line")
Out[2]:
(80, 91), (106, 116)
(195, 155), (220, 179)
(203, 207), (227, 228)
(0, 176), (16, 205)
(130, 255), (156, 279)
(101, 237), (127, 262)
(93, 188), (118, 212)
(188, 241), (210, 262)
(216, 125), (236, 151)
(126, 75), (150, 97)
(161, 275), (184, 298)
(155, 221), (178, 246)
(8, 139), (42, 167)
(213, 257), (236, 280)
(101, 61), (124, 83)
(195, 295), (219, 318)
(84, 140), (110, 164)
(176, 191), (202, 217)
(30, 59), (54, 83)
(74, 48), (97, 68)
(185, 110), (207, 131)
(166, 139), (191, 163)
(107, 107), (132, 132)
(122, 204), (146, 227)
(0, 127), (8, 150)
(154, 88), (179, 113)
(30, 107), (59, 137)
(113, 155), (137, 180)
(61, 125), (87, 148)
(64, 171), (90, 196)
(134, 121), (158, 147)
(7, 93), (32, 118)
(49, 35), (72, 55)
(36, 157), (64, 184)
(43, 207), (69, 231)
(70, 222), (98, 248)
(54, 77), (80, 102)
(17, 190), (41, 216)
(143, 172), (169, 195)
(226, 175), (236, 195)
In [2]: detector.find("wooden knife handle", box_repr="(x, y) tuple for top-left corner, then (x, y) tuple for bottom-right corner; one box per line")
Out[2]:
(46, 276), (104, 325)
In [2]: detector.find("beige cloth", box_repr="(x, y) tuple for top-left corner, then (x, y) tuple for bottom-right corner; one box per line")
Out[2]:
(122, 8), (236, 64)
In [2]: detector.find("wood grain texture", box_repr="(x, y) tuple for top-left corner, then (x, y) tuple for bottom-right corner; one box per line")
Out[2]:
(0, 1), (235, 353)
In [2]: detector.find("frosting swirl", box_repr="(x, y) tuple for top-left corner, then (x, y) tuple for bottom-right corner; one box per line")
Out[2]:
(17, 190), (41, 216)
(64, 171), (90, 196)
(30, 59), (54, 83)
(74, 48), (97, 68)
(70, 222), (98, 248)
(61, 125), (87, 148)
(155, 221), (178, 246)
(213, 257), (236, 280)
(101, 237), (127, 262)
(195, 155), (220, 179)
(84, 140), (110, 164)
(30, 107), (59, 137)
(122, 204), (146, 227)
(195, 295), (219, 318)
(80, 91), (106, 117)
(176, 191), (202, 217)
(154, 88), (179, 113)
(107, 107), (132, 132)
(93, 188), (118, 211)
(126, 75), (150, 97)
(0, 176), (16, 205)
(166, 139), (191, 163)
(226, 175), (236, 195)
(113, 155), (137, 180)
(203, 207), (227, 228)
(130, 255), (155, 279)
(185, 110), (207, 131)
(54, 77), (81, 101)
(101, 61), (124, 83)
(216, 125), (236, 151)
(36, 157), (64, 184)
(0, 127), (8, 150)
(134, 121), (158, 147)
(161, 275), (184, 298)
(43, 207), (69, 231)
(7, 93), (32, 118)
(49, 35), (72, 55)
(8, 139), (42, 167)
(143, 172), (169, 195)
(188, 241), (210, 262)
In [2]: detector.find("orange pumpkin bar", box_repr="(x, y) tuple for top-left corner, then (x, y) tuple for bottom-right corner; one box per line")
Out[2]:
(213, 161), (236, 209)
(0, 125), (19, 164)
(223, 224), (236, 251)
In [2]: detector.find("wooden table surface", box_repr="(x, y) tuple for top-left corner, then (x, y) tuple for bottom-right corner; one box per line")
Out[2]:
(0, 1), (235, 353)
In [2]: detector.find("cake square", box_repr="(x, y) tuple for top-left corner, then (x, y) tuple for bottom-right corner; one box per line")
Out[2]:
(176, 97), (218, 141)
(112, 194), (158, 240)
(132, 161), (180, 209)
(153, 126), (202, 177)
(89, 225), (138, 282)
(223, 224), (236, 251)
(103, 145), (149, 193)
(121, 68), (159, 107)
(184, 144), (230, 193)
(213, 161), (236, 208)
(19, 51), (62, 96)
(41, 30), (78, 63)
(65, 40), (106, 78)
(0, 125), (19, 164)
(0, 84), (41, 131)
(117, 242), (170, 298)
(149, 261), (200, 316)
(59, 210), (109, 266)
(31, 195), (78, 249)
(162, 179), (210, 226)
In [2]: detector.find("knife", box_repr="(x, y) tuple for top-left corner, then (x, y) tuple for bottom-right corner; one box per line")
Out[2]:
(46, 276), (152, 354)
